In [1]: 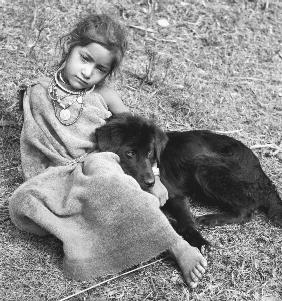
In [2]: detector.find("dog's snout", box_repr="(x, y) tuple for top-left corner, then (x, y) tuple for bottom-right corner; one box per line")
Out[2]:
(144, 177), (155, 188)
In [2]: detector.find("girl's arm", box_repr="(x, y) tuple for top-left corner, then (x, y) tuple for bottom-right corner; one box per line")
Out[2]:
(149, 163), (168, 207)
(99, 86), (130, 114)
(148, 175), (168, 207)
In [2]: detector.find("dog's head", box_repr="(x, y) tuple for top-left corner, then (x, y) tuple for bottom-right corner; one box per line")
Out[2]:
(95, 113), (168, 190)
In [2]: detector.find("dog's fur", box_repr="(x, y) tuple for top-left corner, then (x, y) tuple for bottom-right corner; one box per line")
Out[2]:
(95, 113), (282, 249)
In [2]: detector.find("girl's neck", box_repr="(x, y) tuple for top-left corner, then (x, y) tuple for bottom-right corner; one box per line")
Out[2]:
(57, 70), (81, 94)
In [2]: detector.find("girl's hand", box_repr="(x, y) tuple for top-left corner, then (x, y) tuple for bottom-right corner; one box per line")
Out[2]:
(148, 176), (169, 207)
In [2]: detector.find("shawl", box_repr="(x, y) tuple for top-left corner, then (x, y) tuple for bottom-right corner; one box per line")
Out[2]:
(9, 78), (180, 280)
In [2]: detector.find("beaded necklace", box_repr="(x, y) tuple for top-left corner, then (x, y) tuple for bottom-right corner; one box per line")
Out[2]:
(48, 71), (95, 126)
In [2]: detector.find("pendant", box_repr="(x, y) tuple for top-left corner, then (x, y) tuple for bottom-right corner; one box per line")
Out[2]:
(77, 95), (83, 104)
(60, 109), (71, 121)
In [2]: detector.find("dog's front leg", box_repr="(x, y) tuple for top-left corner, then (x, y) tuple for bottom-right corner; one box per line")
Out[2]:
(164, 196), (209, 250)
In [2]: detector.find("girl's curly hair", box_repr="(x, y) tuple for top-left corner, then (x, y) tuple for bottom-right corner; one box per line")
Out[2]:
(58, 14), (128, 76)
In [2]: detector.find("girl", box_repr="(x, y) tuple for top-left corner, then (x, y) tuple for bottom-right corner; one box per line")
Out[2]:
(9, 14), (207, 288)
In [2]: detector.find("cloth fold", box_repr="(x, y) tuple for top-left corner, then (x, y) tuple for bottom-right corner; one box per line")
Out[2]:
(9, 79), (180, 280)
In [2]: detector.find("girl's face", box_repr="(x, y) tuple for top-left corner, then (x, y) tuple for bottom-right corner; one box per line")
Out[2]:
(62, 42), (114, 90)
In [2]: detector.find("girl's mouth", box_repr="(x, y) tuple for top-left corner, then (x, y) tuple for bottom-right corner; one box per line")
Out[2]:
(75, 76), (88, 87)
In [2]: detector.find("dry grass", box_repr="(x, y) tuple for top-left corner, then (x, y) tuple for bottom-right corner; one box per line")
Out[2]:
(0, 0), (282, 300)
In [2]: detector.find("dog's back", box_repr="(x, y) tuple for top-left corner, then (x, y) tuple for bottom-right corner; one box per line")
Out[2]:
(161, 130), (282, 227)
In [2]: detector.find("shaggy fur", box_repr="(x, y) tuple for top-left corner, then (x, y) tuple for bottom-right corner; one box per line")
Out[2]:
(95, 113), (282, 249)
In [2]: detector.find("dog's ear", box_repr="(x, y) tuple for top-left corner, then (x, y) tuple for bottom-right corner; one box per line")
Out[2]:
(95, 121), (123, 153)
(154, 126), (168, 164)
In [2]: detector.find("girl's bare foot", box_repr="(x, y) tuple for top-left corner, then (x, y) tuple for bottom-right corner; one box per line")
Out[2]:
(169, 239), (207, 288)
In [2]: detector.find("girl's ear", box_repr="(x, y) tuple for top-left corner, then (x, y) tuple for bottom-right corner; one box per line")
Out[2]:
(63, 37), (72, 55)
(61, 37), (74, 64)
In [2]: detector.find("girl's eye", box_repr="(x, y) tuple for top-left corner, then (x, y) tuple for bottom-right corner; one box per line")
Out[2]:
(125, 151), (136, 159)
(97, 66), (108, 73)
(80, 54), (89, 62)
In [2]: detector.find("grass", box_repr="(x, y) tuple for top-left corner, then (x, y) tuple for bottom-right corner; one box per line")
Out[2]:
(0, 0), (282, 300)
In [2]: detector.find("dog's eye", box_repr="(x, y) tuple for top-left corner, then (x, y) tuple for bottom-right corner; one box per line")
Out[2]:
(125, 151), (136, 159)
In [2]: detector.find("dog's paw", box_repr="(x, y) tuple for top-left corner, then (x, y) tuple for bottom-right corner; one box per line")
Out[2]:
(182, 229), (210, 251)
(196, 214), (221, 227)
(270, 211), (282, 227)
(200, 243), (213, 255)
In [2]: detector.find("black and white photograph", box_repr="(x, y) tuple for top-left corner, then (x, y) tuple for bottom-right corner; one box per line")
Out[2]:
(0, 0), (281, 300)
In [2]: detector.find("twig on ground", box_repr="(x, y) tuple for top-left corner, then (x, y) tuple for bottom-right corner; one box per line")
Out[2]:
(148, 88), (162, 99)
(58, 258), (166, 301)
(124, 85), (137, 91)
(148, 36), (178, 43)
(231, 76), (282, 83)
(158, 102), (177, 121)
(214, 129), (243, 134)
(31, 6), (38, 29)
(128, 24), (156, 33)
(0, 119), (18, 127)
(250, 143), (282, 152)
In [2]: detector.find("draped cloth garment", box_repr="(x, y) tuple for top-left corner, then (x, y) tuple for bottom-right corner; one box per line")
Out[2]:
(9, 78), (180, 280)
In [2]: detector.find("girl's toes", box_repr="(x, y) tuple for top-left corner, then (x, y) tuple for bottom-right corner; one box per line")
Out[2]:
(189, 281), (198, 289)
(200, 258), (208, 268)
(196, 264), (206, 275)
(192, 267), (203, 279)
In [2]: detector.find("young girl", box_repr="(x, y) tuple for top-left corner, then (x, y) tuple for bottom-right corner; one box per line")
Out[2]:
(9, 14), (207, 288)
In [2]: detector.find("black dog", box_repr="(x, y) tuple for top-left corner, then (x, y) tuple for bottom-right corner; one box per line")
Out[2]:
(95, 113), (282, 249)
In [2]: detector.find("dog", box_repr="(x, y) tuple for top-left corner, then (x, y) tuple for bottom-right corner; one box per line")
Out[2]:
(95, 113), (282, 249)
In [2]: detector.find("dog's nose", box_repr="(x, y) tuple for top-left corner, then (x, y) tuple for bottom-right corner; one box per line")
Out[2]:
(144, 178), (155, 188)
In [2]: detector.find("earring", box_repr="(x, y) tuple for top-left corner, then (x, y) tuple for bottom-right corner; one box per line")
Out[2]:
(57, 60), (66, 72)
(89, 83), (96, 93)
(56, 61), (67, 84)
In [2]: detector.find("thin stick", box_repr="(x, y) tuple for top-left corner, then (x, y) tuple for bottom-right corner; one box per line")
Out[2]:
(250, 143), (282, 152)
(231, 76), (282, 83)
(58, 258), (166, 301)
(128, 24), (156, 33)
(148, 36), (178, 43)
(214, 129), (243, 134)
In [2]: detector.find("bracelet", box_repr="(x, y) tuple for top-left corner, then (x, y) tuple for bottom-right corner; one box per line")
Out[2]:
(152, 165), (160, 176)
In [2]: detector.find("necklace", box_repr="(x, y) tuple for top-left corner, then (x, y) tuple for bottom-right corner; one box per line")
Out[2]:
(48, 72), (94, 126)
(58, 70), (68, 85)
(48, 78), (84, 125)
(54, 71), (82, 95)
(54, 70), (95, 95)
(52, 99), (84, 125)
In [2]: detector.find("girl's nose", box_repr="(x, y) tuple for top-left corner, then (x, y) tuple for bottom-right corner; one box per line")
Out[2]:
(81, 65), (93, 79)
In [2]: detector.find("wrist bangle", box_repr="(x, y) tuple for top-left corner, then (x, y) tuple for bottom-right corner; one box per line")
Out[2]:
(152, 166), (160, 176)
